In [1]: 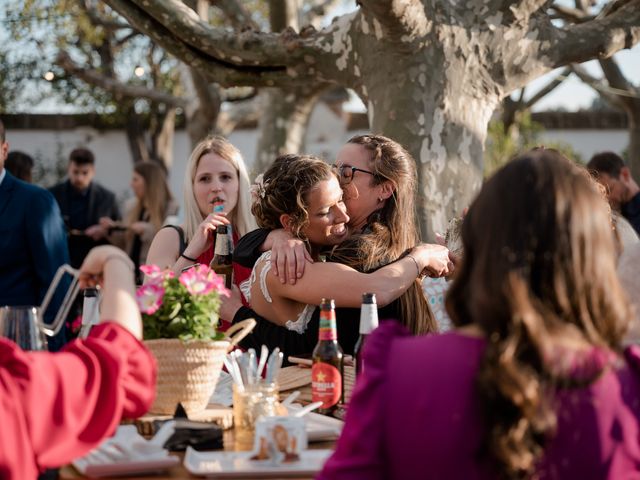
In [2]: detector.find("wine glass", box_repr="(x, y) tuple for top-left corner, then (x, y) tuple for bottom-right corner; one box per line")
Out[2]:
(0, 306), (47, 351)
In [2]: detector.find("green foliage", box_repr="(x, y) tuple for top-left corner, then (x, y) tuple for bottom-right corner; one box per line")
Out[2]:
(140, 268), (226, 342)
(484, 112), (583, 176)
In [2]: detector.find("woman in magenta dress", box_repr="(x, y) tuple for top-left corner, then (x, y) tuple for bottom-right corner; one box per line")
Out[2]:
(0, 246), (156, 479)
(319, 149), (640, 479)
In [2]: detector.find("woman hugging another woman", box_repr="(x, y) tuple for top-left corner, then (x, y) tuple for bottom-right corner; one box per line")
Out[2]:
(240, 153), (451, 343)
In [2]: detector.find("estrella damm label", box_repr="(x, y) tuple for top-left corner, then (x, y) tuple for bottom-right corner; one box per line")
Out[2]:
(312, 362), (342, 408)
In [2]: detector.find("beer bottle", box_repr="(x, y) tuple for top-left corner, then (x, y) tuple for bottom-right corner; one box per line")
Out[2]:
(78, 288), (100, 339)
(210, 225), (233, 289)
(312, 298), (344, 416)
(354, 293), (378, 378)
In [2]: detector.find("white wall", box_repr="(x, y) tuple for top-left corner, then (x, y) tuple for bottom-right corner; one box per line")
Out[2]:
(7, 110), (628, 215)
(537, 129), (628, 163)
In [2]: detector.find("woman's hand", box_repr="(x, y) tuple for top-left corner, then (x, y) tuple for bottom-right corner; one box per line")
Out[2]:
(130, 221), (149, 235)
(410, 244), (453, 278)
(267, 229), (313, 285)
(220, 285), (244, 321)
(99, 216), (116, 229)
(183, 213), (230, 259)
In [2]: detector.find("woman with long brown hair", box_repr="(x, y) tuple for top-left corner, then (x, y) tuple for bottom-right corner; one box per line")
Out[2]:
(227, 135), (441, 356)
(319, 149), (640, 479)
(101, 161), (178, 282)
(242, 153), (449, 333)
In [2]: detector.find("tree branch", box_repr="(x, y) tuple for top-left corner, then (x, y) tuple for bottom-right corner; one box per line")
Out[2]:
(523, 67), (570, 108)
(570, 63), (626, 109)
(103, 0), (350, 88)
(548, 4), (593, 23)
(108, 0), (311, 66)
(599, 57), (634, 92)
(358, 0), (430, 40)
(548, 0), (640, 67)
(507, 0), (554, 21)
(56, 51), (187, 107)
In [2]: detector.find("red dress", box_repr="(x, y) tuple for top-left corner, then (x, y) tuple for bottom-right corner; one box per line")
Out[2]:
(0, 323), (156, 480)
(197, 230), (251, 332)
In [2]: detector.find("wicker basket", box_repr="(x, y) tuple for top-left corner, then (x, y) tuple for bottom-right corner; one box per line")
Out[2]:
(145, 319), (255, 416)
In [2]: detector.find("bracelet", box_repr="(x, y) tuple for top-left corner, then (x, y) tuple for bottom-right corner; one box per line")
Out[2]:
(180, 252), (198, 262)
(405, 253), (422, 278)
(104, 254), (134, 271)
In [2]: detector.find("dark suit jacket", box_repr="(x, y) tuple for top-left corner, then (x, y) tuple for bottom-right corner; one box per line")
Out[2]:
(0, 171), (70, 349)
(49, 180), (120, 268)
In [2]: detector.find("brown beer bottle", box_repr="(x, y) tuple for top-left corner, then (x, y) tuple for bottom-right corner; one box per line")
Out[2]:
(210, 225), (233, 289)
(354, 293), (378, 378)
(312, 298), (344, 416)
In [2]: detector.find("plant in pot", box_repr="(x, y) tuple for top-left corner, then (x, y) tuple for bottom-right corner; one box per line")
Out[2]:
(137, 264), (254, 415)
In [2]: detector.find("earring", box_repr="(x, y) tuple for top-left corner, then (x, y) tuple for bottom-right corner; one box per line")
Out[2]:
(378, 197), (384, 203)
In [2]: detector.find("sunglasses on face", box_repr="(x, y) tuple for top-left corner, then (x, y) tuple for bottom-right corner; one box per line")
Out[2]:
(332, 164), (376, 184)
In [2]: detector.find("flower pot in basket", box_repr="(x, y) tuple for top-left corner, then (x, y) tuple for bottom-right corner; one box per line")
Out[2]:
(136, 263), (256, 416)
(145, 319), (255, 415)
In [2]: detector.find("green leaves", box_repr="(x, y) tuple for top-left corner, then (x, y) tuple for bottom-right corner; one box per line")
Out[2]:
(141, 276), (225, 342)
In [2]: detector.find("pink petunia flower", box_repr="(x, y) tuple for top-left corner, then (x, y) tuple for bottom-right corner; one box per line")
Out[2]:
(136, 283), (165, 315)
(179, 264), (218, 295)
(140, 264), (163, 284)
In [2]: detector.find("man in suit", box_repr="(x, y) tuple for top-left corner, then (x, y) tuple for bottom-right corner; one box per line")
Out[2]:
(0, 118), (70, 351)
(50, 148), (121, 268)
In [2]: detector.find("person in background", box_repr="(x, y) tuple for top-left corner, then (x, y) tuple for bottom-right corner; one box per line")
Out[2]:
(0, 118), (69, 351)
(588, 151), (640, 235)
(226, 134), (440, 355)
(100, 162), (179, 283)
(5, 150), (34, 182)
(145, 135), (257, 330)
(0, 245), (156, 479)
(241, 154), (450, 337)
(319, 149), (640, 479)
(50, 147), (121, 269)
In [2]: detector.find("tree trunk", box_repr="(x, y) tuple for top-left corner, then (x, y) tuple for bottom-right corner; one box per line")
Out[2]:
(628, 105), (640, 180)
(253, 87), (322, 176)
(357, 36), (499, 241)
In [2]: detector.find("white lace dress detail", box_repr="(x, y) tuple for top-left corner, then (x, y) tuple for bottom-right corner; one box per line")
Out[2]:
(239, 251), (316, 334)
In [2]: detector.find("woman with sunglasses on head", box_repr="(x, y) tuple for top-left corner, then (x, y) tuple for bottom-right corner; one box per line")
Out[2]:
(226, 135), (448, 356)
(238, 153), (450, 339)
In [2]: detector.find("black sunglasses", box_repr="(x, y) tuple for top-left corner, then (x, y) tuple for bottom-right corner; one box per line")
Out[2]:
(332, 164), (376, 184)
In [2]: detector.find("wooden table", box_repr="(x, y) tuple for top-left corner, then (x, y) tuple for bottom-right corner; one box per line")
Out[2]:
(60, 364), (351, 479)
(60, 416), (336, 479)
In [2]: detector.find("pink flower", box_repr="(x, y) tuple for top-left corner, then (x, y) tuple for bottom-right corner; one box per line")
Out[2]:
(140, 264), (174, 284)
(140, 264), (163, 284)
(179, 264), (218, 295)
(136, 284), (165, 315)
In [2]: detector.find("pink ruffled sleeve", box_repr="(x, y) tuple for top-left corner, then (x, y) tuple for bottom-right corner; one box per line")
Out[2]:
(317, 321), (409, 480)
(0, 322), (156, 473)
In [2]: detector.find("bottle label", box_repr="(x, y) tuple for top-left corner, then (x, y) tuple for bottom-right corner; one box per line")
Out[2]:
(214, 234), (230, 255)
(318, 310), (337, 341)
(311, 363), (342, 409)
(359, 304), (379, 335)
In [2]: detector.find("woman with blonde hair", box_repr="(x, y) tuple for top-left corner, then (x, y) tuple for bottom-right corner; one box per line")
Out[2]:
(320, 149), (640, 479)
(101, 162), (178, 282)
(146, 136), (256, 327)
